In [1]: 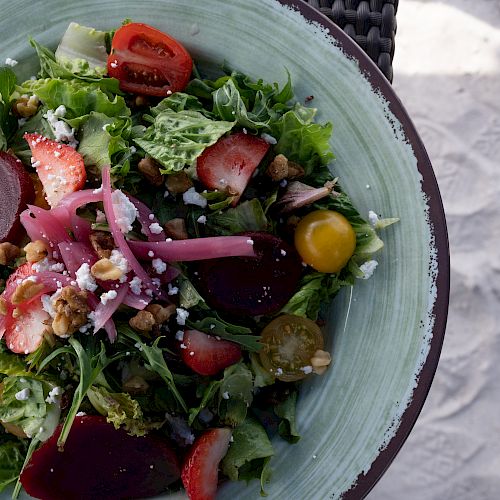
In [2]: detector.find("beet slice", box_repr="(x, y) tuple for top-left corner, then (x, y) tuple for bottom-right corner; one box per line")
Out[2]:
(20, 416), (181, 500)
(0, 152), (35, 243)
(194, 231), (302, 316)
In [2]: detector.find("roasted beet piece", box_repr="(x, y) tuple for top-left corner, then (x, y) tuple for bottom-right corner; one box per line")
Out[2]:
(0, 152), (35, 243)
(194, 231), (302, 316)
(20, 416), (181, 500)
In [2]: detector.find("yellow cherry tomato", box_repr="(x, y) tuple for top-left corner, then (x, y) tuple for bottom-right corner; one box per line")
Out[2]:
(259, 314), (324, 382)
(294, 210), (356, 273)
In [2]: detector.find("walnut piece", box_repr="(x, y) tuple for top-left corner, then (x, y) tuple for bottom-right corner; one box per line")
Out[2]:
(91, 258), (123, 281)
(163, 218), (188, 240)
(266, 154), (305, 181)
(52, 286), (89, 337)
(165, 171), (193, 194)
(24, 240), (48, 263)
(89, 231), (115, 259)
(311, 349), (332, 375)
(138, 157), (164, 187)
(0, 242), (20, 265)
(12, 95), (40, 118)
(129, 310), (156, 332)
(146, 303), (176, 325)
(11, 279), (44, 305)
(0, 298), (7, 316)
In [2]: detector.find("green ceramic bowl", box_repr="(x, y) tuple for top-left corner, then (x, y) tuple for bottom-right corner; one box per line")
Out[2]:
(0, 1), (449, 498)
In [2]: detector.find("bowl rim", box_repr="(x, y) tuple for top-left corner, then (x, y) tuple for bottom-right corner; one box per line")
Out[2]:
(278, 0), (450, 498)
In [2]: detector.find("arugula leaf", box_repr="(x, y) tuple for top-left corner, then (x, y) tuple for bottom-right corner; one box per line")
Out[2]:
(218, 363), (254, 427)
(0, 67), (17, 150)
(280, 272), (352, 321)
(118, 326), (187, 413)
(19, 78), (128, 122)
(0, 440), (26, 493)
(272, 104), (333, 176)
(134, 109), (234, 173)
(188, 379), (221, 426)
(206, 199), (269, 236)
(274, 390), (300, 443)
(87, 385), (155, 437)
(221, 416), (274, 494)
(187, 315), (261, 352)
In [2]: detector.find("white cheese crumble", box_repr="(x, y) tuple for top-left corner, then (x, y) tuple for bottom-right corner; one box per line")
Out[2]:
(168, 284), (179, 296)
(32, 258), (64, 273)
(152, 258), (167, 274)
(359, 260), (379, 280)
(110, 249), (130, 274)
(15, 388), (31, 401)
(300, 365), (313, 374)
(261, 133), (277, 145)
(222, 391), (230, 400)
(100, 290), (118, 305)
(111, 190), (138, 233)
(196, 215), (207, 224)
(45, 386), (63, 405)
(76, 263), (97, 292)
(44, 106), (78, 148)
(95, 209), (107, 223)
(176, 308), (189, 326)
(275, 368), (283, 376)
(368, 210), (379, 228)
(149, 222), (163, 234)
(182, 187), (208, 208)
(5, 57), (18, 66)
(175, 330), (184, 341)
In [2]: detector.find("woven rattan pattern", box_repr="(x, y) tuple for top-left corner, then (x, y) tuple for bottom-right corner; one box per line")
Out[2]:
(305, 0), (398, 81)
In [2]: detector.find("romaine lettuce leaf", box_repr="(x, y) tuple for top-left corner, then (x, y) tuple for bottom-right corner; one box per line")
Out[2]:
(206, 199), (269, 235)
(134, 109), (234, 173)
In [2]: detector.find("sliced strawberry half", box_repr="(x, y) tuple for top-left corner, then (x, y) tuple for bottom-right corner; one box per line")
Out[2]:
(196, 132), (269, 206)
(24, 133), (86, 208)
(181, 428), (232, 500)
(180, 329), (242, 376)
(4, 299), (51, 354)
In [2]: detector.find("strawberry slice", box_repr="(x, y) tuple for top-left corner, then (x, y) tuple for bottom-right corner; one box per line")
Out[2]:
(24, 133), (86, 208)
(181, 428), (232, 500)
(180, 329), (242, 376)
(4, 299), (51, 354)
(196, 132), (269, 206)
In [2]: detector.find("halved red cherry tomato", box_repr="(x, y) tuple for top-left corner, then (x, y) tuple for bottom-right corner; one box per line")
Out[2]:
(259, 314), (324, 382)
(108, 23), (193, 96)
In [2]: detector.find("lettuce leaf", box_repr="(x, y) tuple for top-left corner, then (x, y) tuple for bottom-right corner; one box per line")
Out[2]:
(221, 416), (274, 494)
(0, 67), (17, 150)
(0, 439), (26, 493)
(274, 390), (300, 443)
(134, 109), (234, 173)
(87, 386), (153, 437)
(206, 199), (269, 235)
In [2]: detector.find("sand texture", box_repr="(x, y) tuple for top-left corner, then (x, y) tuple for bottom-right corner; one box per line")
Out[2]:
(370, 1), (500, 498)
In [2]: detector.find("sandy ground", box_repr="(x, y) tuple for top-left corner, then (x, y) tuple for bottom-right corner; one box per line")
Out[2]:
(370, 0), (500, 499)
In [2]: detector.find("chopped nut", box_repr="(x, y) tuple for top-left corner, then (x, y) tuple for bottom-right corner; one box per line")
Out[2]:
(311, 349), (332, 375)
(1, 421), (27, 439)
(123, 375), (150, 395)
(266, 154), (304, 181)
(138, 157), (164, 187)
(52, 286), (89, 337)
(163, 218), (188, 240)
(24, 240), (48, 263)
(0, 298), (7, 316)
(0, 242), (20, 265)
(146, 303), (176, 325)
(12, 95), (40, 118)
(11, 279), (44, 305)
(89, 231), (115, 259)
(129, 310), (156, 332)
(91, 258), (123, 281)
(165, 172), (193, 194)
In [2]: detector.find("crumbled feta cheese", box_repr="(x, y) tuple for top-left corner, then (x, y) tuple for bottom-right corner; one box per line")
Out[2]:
(44, 107), (78, 148)
(149, 222), (163, 234)
(152, 258), (167, 274)
(95, 209), (106, 223)
(111, 190), (138, 233)
(368, 210), (379, 228)
(176, 308), (189, 326)
(275, 367), (283, 376)
(168, 284), (179, 296)
(222, 391), (230, 400)
(280, 249), (287, 256)
(196, 215), (207, 224)
(109, 249), (130, 274)
(300, 366), (313, 374)
(76, 263), (97, 292)
(175, 330), (184, 341)
(76, 412), (87, 417)
(45, 386), (63, 405)
(359, 260), (379, 279)
(246, 239), (254, 246)
(261, 133), (277, 145)
(100, 290), (118, 305)
(5, 57), (18, 67)
(32, 257), (64, 273)
(93, 186), (103, 194)
(147, 250), (155, 258)
(182, 187), (207, 208)
(279, 179), (288, 188)
(15, 388), (31, 401)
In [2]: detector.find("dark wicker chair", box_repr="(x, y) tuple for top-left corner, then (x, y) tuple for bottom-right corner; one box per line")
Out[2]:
(305, 0), (398, 81)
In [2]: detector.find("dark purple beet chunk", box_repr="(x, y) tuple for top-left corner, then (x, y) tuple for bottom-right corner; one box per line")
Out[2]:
(0, 151), (35, 243)
(194, 231), (302, 316)
(20, 416), (181, 500)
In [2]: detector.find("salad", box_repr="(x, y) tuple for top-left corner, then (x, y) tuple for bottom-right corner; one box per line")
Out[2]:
(0, 21), (397, 500)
